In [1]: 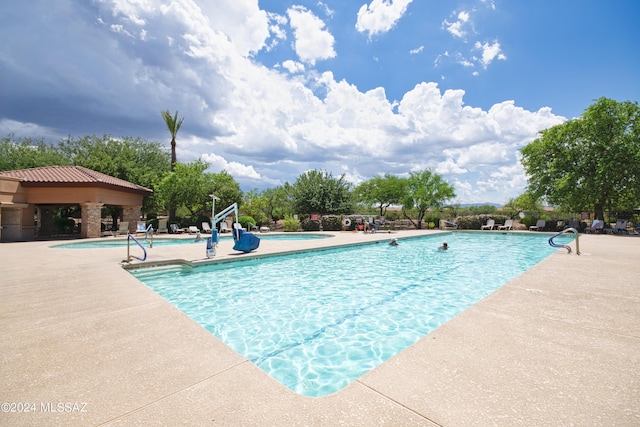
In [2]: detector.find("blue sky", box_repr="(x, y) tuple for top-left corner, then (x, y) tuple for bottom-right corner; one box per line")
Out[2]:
(1, 1), (638, 204)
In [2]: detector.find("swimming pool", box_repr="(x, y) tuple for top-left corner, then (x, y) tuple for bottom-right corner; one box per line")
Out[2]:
(52, 233), (332, 248)
(129, 232), (574, 397)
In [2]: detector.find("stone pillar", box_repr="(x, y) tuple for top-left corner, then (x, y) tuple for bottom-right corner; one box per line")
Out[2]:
(122, 206), (142, 233)
(81, 203), (104, 238)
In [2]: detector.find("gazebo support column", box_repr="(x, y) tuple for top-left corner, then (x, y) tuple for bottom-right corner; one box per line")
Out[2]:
(122, 206), (142, 234)
(81, 203), (104, 238)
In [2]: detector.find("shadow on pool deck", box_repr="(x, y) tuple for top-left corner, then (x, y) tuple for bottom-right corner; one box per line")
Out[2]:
(1, 231), (639, 426)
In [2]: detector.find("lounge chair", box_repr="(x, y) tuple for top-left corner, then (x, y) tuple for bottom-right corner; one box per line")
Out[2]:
(135, 221), (147, 234)
(613, 219), (628, 234)
(187, 225), (199, 234)
(101, 223), (114, 237)
(219, 222), (231, 233)
(157, 218), (168, 234)
(169, 223), (183, 234)
(116, 221), (129, 235)
(481, 219), (495, 230)
(529, 219), (546, 231)
(498, 219), (514, 230)
(202, 222), (212, 233)
(584, 219), (603, 234)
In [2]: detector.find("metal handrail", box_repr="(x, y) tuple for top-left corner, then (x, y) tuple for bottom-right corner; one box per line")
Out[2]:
(143, 223), (154, 248)
(127, 233), (147, 261)
(548, 227), (580, 255)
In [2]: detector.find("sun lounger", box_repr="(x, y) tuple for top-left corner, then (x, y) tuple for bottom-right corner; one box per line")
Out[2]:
(157, 218), (168, 234)
(202, 222), (212, 233)
(584, 219), (603, 234)
(529, 219), (545, 231)
(613, 219), (628, 234)
(498, 219), (513, 230)
(169, 223), (183, 234)
(187, 225), (199, 234)
(116, 221), (129, 235)
(481, 219), (495, 230)
(135, 221), (147, 234)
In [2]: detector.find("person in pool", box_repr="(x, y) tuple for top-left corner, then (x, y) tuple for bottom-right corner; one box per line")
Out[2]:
(389, 238), (399, 246)
(438, 241), (448, 250)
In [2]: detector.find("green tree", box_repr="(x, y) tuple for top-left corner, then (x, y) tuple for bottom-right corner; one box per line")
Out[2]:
(261, 184), (294, 222)
(291, 170), (353, 215)
(156, 161), (208, 220)
(355, 174), (407, 217)
(156, 161), (243, 222)
(401, 169), (456, 229)
(160, 110), (184, 171)
(59, 135), (171, 214)
(0, 135), (70, 170)
(208, 170), (243, 218)
(521, 98), (640, 220)
(241, 190), (268, 226)
(512, 193), (543, 214)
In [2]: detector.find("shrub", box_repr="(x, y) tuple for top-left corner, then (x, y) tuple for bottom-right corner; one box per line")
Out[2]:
(300, 215), (320, 231)
(238, 215), (256, 230)
(322, 215), (342, 231)
(283, 215), (300, 232)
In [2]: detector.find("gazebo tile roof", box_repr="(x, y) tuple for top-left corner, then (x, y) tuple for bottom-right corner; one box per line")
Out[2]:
(0, 166), (152, 193)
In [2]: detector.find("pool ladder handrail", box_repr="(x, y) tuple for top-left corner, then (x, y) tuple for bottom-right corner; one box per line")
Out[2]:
(548, 227), (580, 255)
(127, 233), (147, 262)
(143, 223), (154, 248)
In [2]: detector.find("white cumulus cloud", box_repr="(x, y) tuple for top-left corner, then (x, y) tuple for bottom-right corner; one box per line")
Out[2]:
(287, 6), (336, 65)
(355, 0), (413, 38)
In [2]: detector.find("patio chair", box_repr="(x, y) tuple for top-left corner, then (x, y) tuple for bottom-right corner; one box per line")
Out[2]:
(584, 219), (604, 234)
(202, 222), (212, 233)
(157, 218), (168, 234)
(529, 219), (545, 231)
(169, 223), (183, 234)
(115, 221), (129, 235)
(219, 222), (231, 233)
(481, 219), (495, 230)
(613, 219), (628, 234)
(187, 225), (199, 234)
(135, 221), (147, 234)
(498, 219), (514, 230)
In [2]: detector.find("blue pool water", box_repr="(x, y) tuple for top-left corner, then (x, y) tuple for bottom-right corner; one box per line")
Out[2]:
(53, 233), (331, 248)
(129, 232), (573, 397)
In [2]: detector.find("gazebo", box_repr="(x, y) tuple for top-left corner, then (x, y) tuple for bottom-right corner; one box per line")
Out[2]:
(0, 166), (152, 242)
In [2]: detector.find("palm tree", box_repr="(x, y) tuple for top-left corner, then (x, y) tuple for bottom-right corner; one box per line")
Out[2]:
(160, 110), (184, 171)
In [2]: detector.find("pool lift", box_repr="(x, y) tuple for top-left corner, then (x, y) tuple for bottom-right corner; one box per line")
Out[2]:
(207, 202), (260, 258)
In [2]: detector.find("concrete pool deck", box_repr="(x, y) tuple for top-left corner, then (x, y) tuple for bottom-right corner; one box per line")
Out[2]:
(1, 230), (639, 426)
